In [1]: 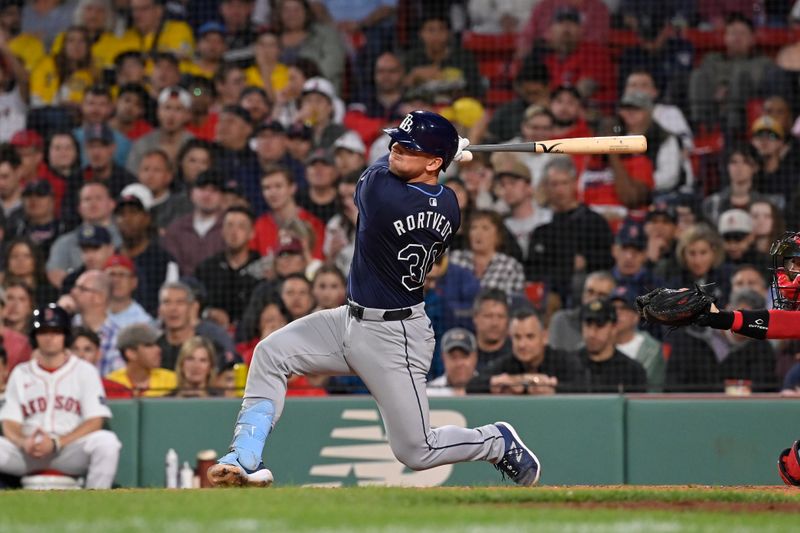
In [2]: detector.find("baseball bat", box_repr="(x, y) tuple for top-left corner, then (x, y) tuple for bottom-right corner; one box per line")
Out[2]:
(458, 135), (647, 162)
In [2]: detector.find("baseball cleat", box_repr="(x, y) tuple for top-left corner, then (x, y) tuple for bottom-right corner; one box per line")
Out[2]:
(207, 453), (274, 487)
(493, 421), (541, 486)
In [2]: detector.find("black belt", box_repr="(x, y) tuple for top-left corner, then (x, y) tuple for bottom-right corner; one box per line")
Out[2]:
(347, 302), (413, 321)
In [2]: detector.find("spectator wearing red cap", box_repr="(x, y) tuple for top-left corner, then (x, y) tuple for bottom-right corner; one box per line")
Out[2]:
(162, 170), (226, 276)
(5, 179), (67, 258)
(10, 130), (47, 193)
(104, 254), (153, 329)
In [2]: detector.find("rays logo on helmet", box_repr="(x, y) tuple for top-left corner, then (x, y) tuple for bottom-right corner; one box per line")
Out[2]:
(398, 114), (414, 133)
(44, 308), (54, 321)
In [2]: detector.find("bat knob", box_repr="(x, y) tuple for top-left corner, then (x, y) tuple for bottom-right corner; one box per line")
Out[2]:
(457, 150), (473, 163)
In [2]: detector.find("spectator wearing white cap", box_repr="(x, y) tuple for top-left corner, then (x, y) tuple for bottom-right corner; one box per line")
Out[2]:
(295, 77), (347, 150)
(331, 131), (366, 176)
(114, 183), (179, 315)
(125, 86), (195, 175)
(718, 208), (771, 275)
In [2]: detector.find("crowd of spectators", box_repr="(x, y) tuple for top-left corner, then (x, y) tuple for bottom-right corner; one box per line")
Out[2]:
(1, 0), (800, 399)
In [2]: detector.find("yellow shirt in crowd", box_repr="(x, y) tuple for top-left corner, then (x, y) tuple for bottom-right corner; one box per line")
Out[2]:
(245, 64), (290, 93)
(105, 367), (178, 398)
(28, 56), (95, 107)
(115, 20), (195, 60)
(9, 33), (46, 72)
(51, 31), (123, 71)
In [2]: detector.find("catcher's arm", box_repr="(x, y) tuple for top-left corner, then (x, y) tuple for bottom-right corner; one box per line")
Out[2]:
(704, 307), (799, 340)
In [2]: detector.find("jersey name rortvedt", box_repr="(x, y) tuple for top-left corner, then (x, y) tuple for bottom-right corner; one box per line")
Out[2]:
(392, 210), (453, 241)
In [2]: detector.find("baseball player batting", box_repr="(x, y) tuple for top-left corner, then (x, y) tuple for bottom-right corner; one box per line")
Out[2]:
(0, 304), (121, 488)
(209, 111), (541, 487)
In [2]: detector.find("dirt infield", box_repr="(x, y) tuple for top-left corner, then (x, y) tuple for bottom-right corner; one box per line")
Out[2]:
(525, 485), (800, 514)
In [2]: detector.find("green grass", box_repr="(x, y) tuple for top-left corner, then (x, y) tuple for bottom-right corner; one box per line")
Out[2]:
(1, 487), (799, 533)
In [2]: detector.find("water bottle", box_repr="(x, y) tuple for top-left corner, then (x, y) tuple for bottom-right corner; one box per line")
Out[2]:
(180, 461), (194, 489)
(165, 448), (178, 488)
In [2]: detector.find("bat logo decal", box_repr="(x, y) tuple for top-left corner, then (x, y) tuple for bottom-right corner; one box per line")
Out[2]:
(537, 142), (563, 153)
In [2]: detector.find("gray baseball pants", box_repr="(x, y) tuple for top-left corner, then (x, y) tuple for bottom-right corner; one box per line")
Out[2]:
(0, 430), (121, 488)
(245, 302), (506, 470)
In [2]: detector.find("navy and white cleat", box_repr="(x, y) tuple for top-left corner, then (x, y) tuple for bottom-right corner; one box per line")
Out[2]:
(493, 422), (541, 486)
(207, 452), (274, 487)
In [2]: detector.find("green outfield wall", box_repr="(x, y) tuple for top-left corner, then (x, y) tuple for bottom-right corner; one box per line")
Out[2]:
(107, 396), (800, 487)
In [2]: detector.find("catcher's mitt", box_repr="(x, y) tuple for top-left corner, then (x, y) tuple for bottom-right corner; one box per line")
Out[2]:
(635, 284), (715, 327)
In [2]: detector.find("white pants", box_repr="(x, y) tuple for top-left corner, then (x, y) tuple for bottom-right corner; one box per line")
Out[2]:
(0, 430), (121, 489)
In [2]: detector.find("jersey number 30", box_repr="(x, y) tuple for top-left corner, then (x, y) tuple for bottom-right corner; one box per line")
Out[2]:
(398, 242), (444, 291)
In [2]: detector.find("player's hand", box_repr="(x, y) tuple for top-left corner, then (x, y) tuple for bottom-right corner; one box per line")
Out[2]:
(28, 428), (55, 458)
(453, 137), (471, 163)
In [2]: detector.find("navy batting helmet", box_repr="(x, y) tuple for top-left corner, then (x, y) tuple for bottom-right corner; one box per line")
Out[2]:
(384, 111), (459, 170)
(30, 303), (72, 347)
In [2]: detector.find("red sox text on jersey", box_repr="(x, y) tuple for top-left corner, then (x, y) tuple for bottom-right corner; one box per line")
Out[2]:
(21, 395), (83, 418)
